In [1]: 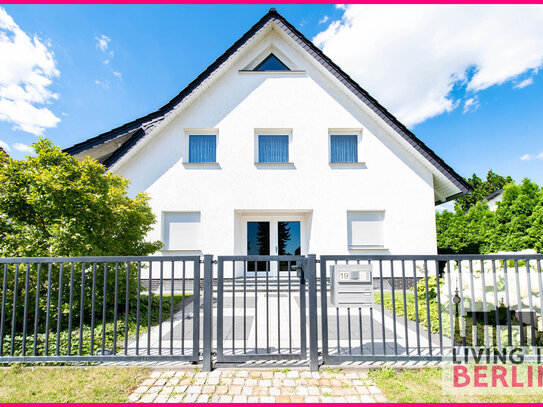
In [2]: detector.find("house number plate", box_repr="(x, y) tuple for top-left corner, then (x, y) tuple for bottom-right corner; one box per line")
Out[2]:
(339, 271), (351, 281)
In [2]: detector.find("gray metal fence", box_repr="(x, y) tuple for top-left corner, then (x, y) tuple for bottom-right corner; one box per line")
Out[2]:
(320, 255), (444, 364)
(1, 253), (542, 370)
(0, 256), (200, 363)
(319, 254), (543, 366)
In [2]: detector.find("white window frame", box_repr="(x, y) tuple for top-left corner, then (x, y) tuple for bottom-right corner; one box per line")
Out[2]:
(241, 213), (306, 277)
(161, 211), (202, 251)
(254, 128), (293, 165)
(347, 210), (386, 249)
(239, 44), (304, 73)
(328, 129), (364, 165)
(183, 128), (219, 165)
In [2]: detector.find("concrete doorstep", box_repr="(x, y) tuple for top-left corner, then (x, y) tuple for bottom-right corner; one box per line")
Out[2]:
(128, 368), (387, 403)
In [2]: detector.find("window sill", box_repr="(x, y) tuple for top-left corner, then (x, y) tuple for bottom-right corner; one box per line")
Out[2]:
(348, 245), (388, 250)
(329, 161), (366, 168)
(239, 70), (306, 75)
(255, 162), (296, 169)
(161, 249), (202, 254)
(183, 162), (221, 169)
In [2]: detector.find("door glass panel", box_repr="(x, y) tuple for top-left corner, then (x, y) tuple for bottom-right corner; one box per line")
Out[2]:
(278, 221), (301, 271)
(247, 221), (270, 272)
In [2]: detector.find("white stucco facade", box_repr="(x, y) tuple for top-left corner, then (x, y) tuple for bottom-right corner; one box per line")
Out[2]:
(109, 28), (441, 259)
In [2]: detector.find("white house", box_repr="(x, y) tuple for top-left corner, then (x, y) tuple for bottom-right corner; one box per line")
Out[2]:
(65, 9), (470, 271)
(485, 190), (503, 212)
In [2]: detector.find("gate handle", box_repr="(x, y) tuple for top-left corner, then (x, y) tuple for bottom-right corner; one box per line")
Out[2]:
(290, 263), (304, 281)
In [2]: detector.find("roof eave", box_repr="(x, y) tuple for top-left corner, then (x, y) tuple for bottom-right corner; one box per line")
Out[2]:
(63, 10), (279, 156)
(65, 8), (471, 198)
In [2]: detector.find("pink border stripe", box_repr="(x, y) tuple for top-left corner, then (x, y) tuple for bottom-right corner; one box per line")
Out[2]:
(3, 1), (543, 4)
(10, 403), (543, 406)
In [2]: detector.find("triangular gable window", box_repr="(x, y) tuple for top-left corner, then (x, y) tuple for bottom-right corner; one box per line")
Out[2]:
(254, 53), (290, 71)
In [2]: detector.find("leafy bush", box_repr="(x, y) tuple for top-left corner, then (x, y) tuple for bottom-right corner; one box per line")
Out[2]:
(376, 291), (542, 347)
(375, 292), (441, 335)
(454, 170), (513, 213)
(1, 262), (140, 333)
(0, 139), (162, 258)
(415, 275), (438, 302)
(1, 293), (188, 357)
(437, 176), (543, 254)
(0, 139), (164, 336)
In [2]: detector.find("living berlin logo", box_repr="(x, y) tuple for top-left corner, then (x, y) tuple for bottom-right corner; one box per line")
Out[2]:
(443, 290), (543, 394)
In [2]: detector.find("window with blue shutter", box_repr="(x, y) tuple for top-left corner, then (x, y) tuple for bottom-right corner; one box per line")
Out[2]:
(258, 135), (289, 163)
(330, 135), (358, 163)
(189, 135), (216, 163)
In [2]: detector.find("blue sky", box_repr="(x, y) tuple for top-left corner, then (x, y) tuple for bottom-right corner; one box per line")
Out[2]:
(1, 4), (543, 190)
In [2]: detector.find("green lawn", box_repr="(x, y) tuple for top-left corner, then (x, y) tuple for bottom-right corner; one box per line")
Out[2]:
(372, 292), (541, 402)
(0, 366), (149, 403)
(369, 366), (543, 403)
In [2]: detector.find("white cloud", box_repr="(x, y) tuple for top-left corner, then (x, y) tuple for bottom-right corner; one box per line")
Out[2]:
(0, 7), (60, 135)
(319, 15), (330, 24)
(96, 35), (115, 66)
(95, 36), (120, 80)
(103, 51), (114, 65)
(313, 5), (543, 127)
(13, 142), (33, 153)
(335, 4), (346, 10)
(520, 151), (543, 161)
(94, 80), (109, 89)
(0, 139), (10, 152)
(463, 97), (480, 113)
(514, 77), (534, 89)
(0, 99), (59, 134)
(95, 34), (110, 51)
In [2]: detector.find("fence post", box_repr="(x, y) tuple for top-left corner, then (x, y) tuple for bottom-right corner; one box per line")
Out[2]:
(307, 254), (319, 372)
(202, 255), (213, 371)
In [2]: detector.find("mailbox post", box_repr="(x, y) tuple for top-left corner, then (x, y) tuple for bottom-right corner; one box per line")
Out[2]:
(330, 264), (373, 308)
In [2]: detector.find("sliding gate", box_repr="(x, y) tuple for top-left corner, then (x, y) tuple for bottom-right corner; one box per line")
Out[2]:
(215, 255), (310, 364)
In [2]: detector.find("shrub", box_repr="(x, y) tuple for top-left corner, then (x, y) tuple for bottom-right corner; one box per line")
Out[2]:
(1, 293), (188, 357)
(414, 275), (438, 302)
(0, 139), (163, 335)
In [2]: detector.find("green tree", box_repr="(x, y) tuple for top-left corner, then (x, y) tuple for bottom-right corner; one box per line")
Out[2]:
(0, 147), (8, 164)
(455, 170), (514, 213)
(0, 138), (162, 257)
(528, 192), (543, 253)
(0, 139), (162, 333)
(491, 179), (542, 252)
(436, 201), (495, 254)
(437, 176), (543, 254)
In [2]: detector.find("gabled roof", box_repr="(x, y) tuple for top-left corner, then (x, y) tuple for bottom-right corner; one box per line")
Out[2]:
(485, 189), (503, 201)
(64, 8), (471, 202)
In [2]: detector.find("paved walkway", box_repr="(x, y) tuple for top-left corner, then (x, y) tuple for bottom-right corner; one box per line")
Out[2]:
(128, 368), (387, 403)
(126, 289), (442, 358)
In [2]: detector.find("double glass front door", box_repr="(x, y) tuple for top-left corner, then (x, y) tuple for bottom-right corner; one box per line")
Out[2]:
(247, 221), (301, 274)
